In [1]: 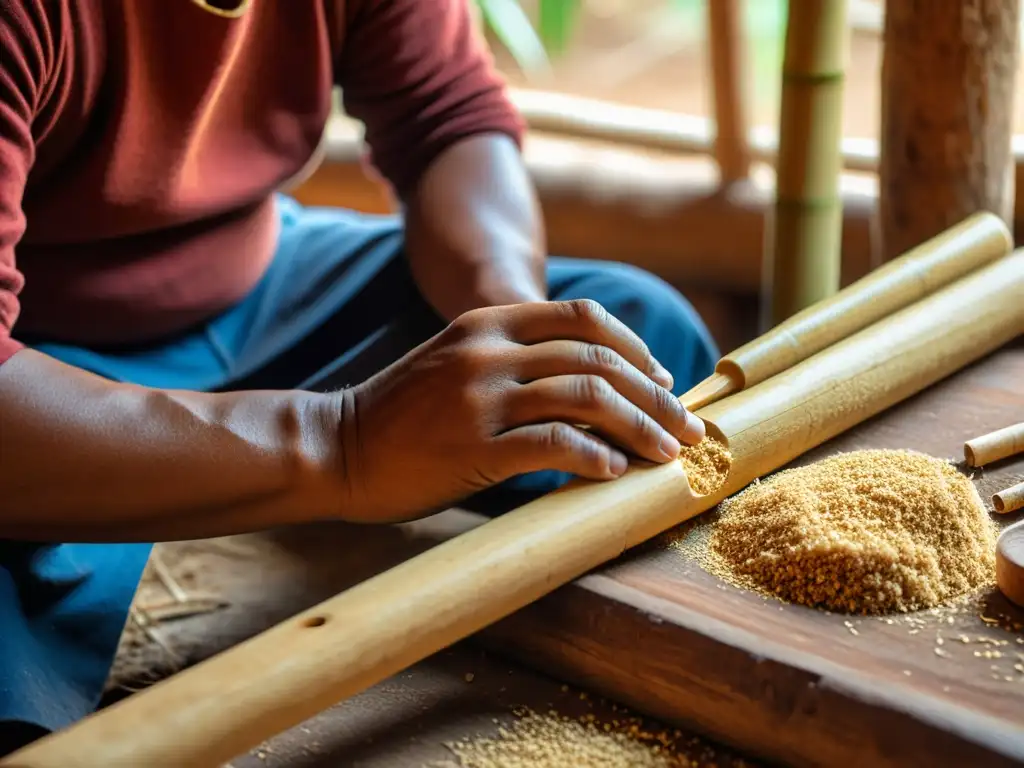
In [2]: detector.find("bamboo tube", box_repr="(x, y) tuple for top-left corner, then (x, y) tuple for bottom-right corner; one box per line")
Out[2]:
(994, 482), (1024, 515)
(706, 0), (751, 182)
(964, 421), (1024, 468)
(7, 253), (1024, 768)
(997, 521), (1024, 607)
(763, 0), (848, 328)
(681, 211), (1012, 410)
(879, 0), (1021, 262)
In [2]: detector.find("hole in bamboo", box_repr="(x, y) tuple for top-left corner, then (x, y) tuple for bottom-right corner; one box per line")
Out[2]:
(677, 425), (732, 497)
(302, 615), (328, 628)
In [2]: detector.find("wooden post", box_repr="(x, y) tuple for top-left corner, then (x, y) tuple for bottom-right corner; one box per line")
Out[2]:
(707, 0), (752, 182)
(880, 0), (1022, 262)
(763, 0), (849, 328)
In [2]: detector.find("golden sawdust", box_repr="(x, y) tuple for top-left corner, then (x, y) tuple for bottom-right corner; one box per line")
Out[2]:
(440, 706), (752, 768)
(667, 450), (1000, 615)
(699, 450), (998, 614)
(678, 437), (732, 496)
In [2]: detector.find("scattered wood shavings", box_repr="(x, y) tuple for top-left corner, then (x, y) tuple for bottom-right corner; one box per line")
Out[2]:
(677, 437), (732, 496)
(695, 450), (998, 614)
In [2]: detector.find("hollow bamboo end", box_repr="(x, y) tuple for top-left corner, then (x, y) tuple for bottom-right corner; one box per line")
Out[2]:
(964, 443), (979, 468)
(679, 372), (739, 412)
(994, 494), (1006, 514)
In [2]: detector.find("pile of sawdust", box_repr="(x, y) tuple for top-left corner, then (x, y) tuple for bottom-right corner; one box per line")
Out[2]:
(678, 437), (732, 495)
(442, 707), (747, 768)
(704, 450), (998, 614)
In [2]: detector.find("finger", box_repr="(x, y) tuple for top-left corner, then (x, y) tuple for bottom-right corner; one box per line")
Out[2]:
(503, 374), (682, 464)
(500, 299), (675, 390)
(491, 422), (629, 481)
(512, 340), (703, 445)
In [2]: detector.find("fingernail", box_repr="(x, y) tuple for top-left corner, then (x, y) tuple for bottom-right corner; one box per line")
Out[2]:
(609, 451), (629, 477)
(659, 433), (681, 460)
(680, 412), (706, 446)
(653, 361), (674, 390)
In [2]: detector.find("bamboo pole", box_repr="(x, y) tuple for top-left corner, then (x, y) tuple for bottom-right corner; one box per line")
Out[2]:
(879, 0), (1022, 262)
(997, 521), (1024, 607)
(964, 421), (1024, 467)
(706, 0), (751, 182)
(6, 247), (1024, 768)
(682, 211), (1011, 409)
(763, 0), (850, 328)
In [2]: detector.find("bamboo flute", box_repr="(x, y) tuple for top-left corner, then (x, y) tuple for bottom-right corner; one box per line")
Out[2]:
(994, 482), (1024, 515)
(7, 252), (1024, 768)
(762, 0), (848, 328)
(682, 212), (1012, 410)
(964, 421), (1024, 468)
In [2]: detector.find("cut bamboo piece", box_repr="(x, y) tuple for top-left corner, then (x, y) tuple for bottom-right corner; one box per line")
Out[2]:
(763, 0), (848, 328)
(964, 421), (1024, 468)
(681, 211), (1012, 410)
(7, 252), (1024, 768)
(706, 0), (751, 182)
(996, 521), (1024, 607)
(994, 482), (1024, 515)
(880, 0), (1022, 262)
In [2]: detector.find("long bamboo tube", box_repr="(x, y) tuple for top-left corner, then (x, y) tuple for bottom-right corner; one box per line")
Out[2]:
(763, 0), (848, 328)
(7, 252), (1024, 768)
(880, 0), (1021, 263)
(706, 0), (751, 182)
(681, 211), (1012, 409)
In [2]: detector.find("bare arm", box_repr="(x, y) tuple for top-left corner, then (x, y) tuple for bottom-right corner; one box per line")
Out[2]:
(0, 350), (349, 542)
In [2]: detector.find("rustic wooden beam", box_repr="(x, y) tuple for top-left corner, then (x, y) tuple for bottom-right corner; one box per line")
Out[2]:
(706, 0), (751, 181)
(880, 0), (1022, 261)
(291, 128), (878, 294)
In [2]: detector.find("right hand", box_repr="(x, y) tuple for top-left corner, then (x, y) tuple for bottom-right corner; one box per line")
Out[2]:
(339, 299), (706, 522)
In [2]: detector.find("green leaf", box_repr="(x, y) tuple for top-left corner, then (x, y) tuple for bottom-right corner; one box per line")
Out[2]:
(476, 0), (552, 76)
(536, 0), (581, 57)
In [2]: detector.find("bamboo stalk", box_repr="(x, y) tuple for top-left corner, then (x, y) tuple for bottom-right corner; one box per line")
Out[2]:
(7, 248), (1024, 768)
(681, 211), (1012, 410)
(964, 421), (1024, 468)
(706, 0), (751, 182)
(763, 0), (850, 328)
(879, 0), (1022, 262)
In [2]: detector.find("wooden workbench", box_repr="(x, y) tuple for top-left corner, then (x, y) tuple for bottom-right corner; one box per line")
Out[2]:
(117, 340), (1024, 767)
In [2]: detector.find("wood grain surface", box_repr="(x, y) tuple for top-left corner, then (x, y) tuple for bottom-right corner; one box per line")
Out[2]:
(482, 340), (1024, 767)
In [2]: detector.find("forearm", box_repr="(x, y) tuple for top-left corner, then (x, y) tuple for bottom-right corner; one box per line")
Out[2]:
(0, 349), (348, 542)
(403, 133), (546, 321)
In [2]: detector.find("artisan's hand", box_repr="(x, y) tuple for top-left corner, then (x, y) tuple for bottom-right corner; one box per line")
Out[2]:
(342, 299), (705, 522)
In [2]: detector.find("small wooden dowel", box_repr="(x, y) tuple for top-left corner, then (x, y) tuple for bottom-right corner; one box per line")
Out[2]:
(964, 422), (1024, 468)
(994, 481), (1024, 515)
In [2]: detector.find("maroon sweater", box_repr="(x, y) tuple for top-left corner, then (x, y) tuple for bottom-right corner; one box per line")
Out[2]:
(0, 0), (523, 365)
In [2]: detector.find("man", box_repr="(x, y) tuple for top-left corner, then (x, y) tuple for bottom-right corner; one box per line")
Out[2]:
(0, 0), (717, 753)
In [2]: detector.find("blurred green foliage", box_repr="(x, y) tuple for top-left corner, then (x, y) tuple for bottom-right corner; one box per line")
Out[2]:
(475, 0), (790, 104)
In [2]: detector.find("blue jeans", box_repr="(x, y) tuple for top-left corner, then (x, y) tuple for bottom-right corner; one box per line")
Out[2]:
(0, 195), (717, 750)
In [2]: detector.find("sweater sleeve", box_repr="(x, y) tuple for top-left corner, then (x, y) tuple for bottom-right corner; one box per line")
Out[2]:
(334, 0), (525, 198)
(0, 1), (49, 365)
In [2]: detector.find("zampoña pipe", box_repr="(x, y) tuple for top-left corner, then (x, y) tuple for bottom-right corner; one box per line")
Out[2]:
(6, 252), (1024, 768)
(682, 211), (1012, 410)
